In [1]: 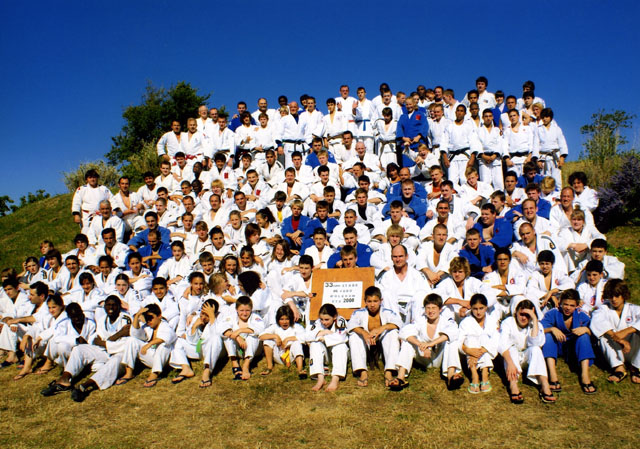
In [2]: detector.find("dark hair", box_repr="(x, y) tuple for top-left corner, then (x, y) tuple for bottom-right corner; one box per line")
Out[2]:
(585, 260), (604, 274)
(319, 303), (338, 317)
(236, 295), (253, 309)
(364, 286), (382, 299)
(276, 305), (294, 325)
(30, 281), (49, 297)
(559, 289), (580, 303)
(423, 293), (443, 308)
(78, 272), (95, 285)
(152, 277), (168, 287)
(238, 271), (261, 296)
(591, 239), (608, 251)
(603, 279), (630, 301)
(299, 255), (314, 267)
(537, 250), (555, 264)
(469, 294), (488, 307)
(104, 295), (122, 309)
(47, 294), (64, 308)
(568, 171), (588, 186)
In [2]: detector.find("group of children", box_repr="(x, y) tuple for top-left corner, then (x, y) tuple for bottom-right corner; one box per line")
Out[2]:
(1, 79), (639, 404)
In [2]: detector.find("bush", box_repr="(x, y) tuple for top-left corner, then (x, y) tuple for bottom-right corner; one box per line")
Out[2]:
(62, 160), (120, 192)
(595, 153), (640, 231)
(562, 156), (625, 190)
(122, 141), (161, 181)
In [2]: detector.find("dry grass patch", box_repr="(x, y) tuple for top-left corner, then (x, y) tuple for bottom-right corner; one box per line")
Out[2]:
(2, 357), (640, 449)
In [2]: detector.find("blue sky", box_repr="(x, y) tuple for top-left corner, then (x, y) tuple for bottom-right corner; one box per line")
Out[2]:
(1, 0), (639, 201)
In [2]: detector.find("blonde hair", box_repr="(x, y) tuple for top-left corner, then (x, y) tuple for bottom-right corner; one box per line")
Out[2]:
(387, 224), (404, 239)
(449, 257), (470, 277)
(540, 176), (556, 193)
(570, 208), (585, 221)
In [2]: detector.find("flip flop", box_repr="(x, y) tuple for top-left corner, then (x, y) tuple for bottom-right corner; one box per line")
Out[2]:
(171, 375), (191, 384)
(467, 383), (480, 394)
(13, 372), (30, 381)
(35, 366), (54, 375)
(510, 392), (524, 404)
(260, 368), (273, 376)
(388, 378), (408, 391)
(480, 381), (492, 393)
(630, 369), (640, 384)
(115, 377), (134, 386)
(580, 382), (597, 395)
(0, 360), (16, 369)
(143, 379), (158, 388)
(539, 391), (556, 403)
(357, 378), (368, 388)
(607, 370), (627, 383)
(199, 379), (212, 389)
(549, 381), (562, 392)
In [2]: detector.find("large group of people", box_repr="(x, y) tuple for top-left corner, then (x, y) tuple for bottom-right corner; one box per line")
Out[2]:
(1, 78), (639, 405)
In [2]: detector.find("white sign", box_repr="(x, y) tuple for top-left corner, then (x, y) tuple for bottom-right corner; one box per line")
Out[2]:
(322, 281), (363, 309)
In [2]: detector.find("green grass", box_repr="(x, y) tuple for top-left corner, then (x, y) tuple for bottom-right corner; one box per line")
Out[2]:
(1, 192), (640, 448)
(0, 194), (78, 270)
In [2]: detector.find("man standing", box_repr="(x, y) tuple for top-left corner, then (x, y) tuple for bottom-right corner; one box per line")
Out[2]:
(157, 120), (186, 160)
(71, 170), (112, 235)
(396, 97), (429, 167)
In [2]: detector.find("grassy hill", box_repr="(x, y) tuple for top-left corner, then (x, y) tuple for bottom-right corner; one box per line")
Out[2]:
(1, 187), (640, 448)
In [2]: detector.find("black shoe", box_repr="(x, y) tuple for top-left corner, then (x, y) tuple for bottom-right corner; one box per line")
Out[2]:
(71, 386), (89, 402)
(41, 380), (72, 397)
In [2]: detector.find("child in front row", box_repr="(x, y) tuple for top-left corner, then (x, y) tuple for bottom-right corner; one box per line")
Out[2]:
(457, 294), (499, 394)
(541, 289), (596, 395)
(118, 303), (177, 388)
(590, 279), (640, 384)
(219, 296), (265, 380)
(393, 293), (461, 391)
(499, 297), (556, 404)
(306, 303), (349, 392)
(259, 305), (307, 378)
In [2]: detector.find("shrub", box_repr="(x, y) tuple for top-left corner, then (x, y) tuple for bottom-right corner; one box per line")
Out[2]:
(62, 160), (120, 192)
(595, 153), (640, 231)
(121, 141), (161, 182)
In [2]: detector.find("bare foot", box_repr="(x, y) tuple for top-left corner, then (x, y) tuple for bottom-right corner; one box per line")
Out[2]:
(312, 375), (326, 391)
(241, 369), (251, 380)
(325, 376), (340, 392)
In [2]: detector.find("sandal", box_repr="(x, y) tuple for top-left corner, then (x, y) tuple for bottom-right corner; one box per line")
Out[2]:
(232, 367), (243, 380)
(388, 378), (408, 391)
(447, 374), (464, 391)
(539, 391), (556, 403)
(549, 381), (562, 392)
(630, 369), (640, 384)
(580, 382), (597, 395)
(143, 378), (158, 388)
(260, 368), (273, 376)
(298, 370), (308, 380)
(467, 383), (480, 394)
(115, 377), (134, 386)
(35, 366), (54, 375)
(480, 381), (492, 393)
(171, 375), (191, 384)
(40, 380), (72, 397)
(608, 370), (627, 383)
(13, 372), (30, 381)
(199, 379), (212, 389)
(510, 391), (524, 404)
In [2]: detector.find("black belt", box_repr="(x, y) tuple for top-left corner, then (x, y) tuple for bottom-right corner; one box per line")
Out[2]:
(482, 152), (498, 157)
(449, 147), (470, 157)
(509, 151), (529, 157)
(282, 139), (305, 145)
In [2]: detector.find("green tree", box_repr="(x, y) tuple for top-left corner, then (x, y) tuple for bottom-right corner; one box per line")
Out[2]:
(0, 195), (13, 216)
(9, 190), (50, 213)
(580, 109), (636, 164)
(106, 81), (211, 169)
